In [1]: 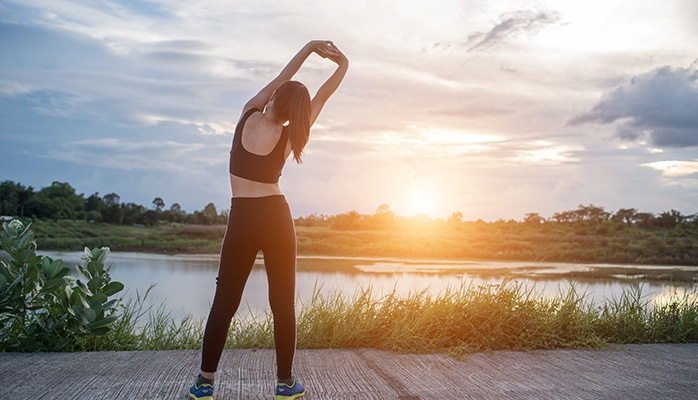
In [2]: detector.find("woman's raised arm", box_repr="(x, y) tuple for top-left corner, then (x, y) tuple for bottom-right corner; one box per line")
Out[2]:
(243, 41), (337, 113)
(310, 44), (349, 126)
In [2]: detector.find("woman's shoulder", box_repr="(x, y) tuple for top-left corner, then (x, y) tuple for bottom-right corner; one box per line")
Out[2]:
(237, 107), (261, 124)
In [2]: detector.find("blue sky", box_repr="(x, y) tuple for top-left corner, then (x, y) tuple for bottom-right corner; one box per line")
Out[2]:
(1, 0), (697, 220)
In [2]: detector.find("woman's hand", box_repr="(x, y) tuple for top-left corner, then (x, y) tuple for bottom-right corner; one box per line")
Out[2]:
(308, 40), (339, 59)
(324, 43), (348, 66)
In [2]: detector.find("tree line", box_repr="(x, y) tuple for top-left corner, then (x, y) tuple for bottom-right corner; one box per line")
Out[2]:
(0, 180), (227, 225)
(297, 203), (698, 235)
(2, 180), (697, 235)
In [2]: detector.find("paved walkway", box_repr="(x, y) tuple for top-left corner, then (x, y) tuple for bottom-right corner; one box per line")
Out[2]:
(1, 344), (697, 399)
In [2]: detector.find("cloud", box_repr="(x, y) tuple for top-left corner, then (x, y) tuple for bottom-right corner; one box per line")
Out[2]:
(569, 61), (698, 148)
(643, 160), (698, 177)
(461, 9), (562, 52)
(47, 138), (208, 171)
(0, 80), (36, 97)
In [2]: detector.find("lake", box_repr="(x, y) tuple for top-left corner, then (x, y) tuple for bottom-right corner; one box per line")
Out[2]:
(34, 251), (698, 322)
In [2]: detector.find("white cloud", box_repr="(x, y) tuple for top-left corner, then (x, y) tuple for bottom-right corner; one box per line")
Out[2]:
(643, 160), (698, 177)
(0, 80), (35, 97)
(463, 9), (562, 52)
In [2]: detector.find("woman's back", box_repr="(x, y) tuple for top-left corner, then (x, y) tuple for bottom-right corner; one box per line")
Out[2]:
(229, 109), (290, 198)
(239, 112), (292, 158)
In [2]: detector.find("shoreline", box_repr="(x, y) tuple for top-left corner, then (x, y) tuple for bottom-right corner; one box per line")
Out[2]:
(23, 249), (698, 284)
(21, 219), (698, 266)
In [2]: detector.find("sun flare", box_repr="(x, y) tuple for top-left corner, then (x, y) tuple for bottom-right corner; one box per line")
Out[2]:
(408, 190), (434, 217)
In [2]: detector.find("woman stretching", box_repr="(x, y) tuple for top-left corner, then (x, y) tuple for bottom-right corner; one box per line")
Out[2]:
(189, 40), (348, 400)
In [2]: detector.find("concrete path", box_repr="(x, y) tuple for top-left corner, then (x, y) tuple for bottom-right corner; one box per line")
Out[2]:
(1, 344), (697, 399)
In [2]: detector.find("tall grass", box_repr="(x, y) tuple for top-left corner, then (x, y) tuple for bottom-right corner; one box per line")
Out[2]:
(245, 280), (698, 355)
(71, 280), (697, 354)
(69, 286), (205, 352)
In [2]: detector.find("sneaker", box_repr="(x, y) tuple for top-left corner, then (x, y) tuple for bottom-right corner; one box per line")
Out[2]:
(189, 375), (214, 400)
(275, 376), (306, 400)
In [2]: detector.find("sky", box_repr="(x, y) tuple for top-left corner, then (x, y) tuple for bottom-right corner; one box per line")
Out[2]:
(1, 0), (697, 221)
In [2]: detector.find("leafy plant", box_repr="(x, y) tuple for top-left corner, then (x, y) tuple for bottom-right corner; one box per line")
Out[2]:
(0, 219), (124, 351)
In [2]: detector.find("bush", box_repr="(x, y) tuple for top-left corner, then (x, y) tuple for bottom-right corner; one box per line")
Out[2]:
(0, 220), (124, 351)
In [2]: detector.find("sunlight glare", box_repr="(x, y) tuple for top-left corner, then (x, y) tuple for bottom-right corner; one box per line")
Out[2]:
(408, 190), (434, 217)
(417, 127), (503, 145)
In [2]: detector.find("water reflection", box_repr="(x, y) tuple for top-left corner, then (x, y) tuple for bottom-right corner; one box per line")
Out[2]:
(38, 251), (697, 321)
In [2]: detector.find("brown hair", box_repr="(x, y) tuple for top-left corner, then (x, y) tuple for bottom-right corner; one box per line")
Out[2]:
(271, 81), (311, 163)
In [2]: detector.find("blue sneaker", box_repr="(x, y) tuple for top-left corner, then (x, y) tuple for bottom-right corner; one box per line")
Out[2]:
(189, 375), (214, 400)
(275, 376), (306, 399)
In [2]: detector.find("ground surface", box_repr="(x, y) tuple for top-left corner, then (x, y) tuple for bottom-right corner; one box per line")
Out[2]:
(1, 344), (697, 399)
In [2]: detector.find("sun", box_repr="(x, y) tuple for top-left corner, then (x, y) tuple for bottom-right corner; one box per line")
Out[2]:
(408, 191), (433, 216)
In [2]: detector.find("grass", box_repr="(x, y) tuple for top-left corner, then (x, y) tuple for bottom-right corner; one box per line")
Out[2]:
(69, 285), (205, 352)
(68, 280), (698, 355)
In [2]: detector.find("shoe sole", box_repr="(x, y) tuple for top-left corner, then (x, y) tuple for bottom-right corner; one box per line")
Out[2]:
(275, 396), (305, 400)
(275, 393), (306, 400)
(189, 394), (213, 400)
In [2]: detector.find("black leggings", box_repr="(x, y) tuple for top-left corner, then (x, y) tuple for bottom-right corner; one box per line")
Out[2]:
(200, 195), (297, 379)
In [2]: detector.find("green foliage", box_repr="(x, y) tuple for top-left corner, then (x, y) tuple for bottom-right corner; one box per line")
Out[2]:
(0, 180), (226, 225)
(0, 220), (124, 351)
(71, 285), (204, 352)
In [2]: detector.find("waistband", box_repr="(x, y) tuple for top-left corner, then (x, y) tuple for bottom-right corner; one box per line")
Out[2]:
(231, 194), (287, 207)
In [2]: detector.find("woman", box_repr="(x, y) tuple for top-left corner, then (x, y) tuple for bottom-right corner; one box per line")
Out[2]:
(189, 40), (348, 400)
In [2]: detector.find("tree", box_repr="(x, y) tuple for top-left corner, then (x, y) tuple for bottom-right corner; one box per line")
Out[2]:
(612, 208), (638, 225)
(100, 193), (122, 223)
(23, 196), (61, 220)
(376, 204), (391, 214)
(656, 210), (684, 229)
(103, 193), (120, 206)
(634, 212), (655, 229)
(0, 181), (34, 216)
(524, 213), (544, 225)
(31, 181), (85, 220)
(203, 203), (218, 223)
(121, 203), (146, 225)
(85, 193), (105, 213)
(142, 210), (159, 226)
(551, 210), (576, 224)
(449, 211), (463, 222)
(573, 204), (610, 223)
(164, 203), (186, 223)
(152, 197), (165, 212)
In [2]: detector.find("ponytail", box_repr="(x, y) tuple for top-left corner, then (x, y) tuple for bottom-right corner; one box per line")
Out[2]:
(272, 81), (311, 163)
(288, 86), (311, 163)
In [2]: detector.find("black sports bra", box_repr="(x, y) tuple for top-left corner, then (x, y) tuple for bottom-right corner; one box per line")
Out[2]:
(229, 108), (289, 184)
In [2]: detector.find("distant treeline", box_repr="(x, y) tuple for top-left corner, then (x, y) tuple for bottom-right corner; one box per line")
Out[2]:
(2, 179), (697, 234)
(3, 180), (698, 264)
(0, 180), (227, 226)
(298, 203), (698, 234)
(295, 204), (698, 265)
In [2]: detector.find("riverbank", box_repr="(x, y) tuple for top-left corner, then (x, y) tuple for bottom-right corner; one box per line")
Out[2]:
(3, 220), (697, 361)
(26, 219), (698, 266)
(2, 344), (697, 399)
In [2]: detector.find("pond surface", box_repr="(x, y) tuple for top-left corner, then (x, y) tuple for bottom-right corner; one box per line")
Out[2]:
(37, 251), (698, 322)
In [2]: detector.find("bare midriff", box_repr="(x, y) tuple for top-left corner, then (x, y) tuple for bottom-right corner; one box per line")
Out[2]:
(229, 173), (283, 198)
